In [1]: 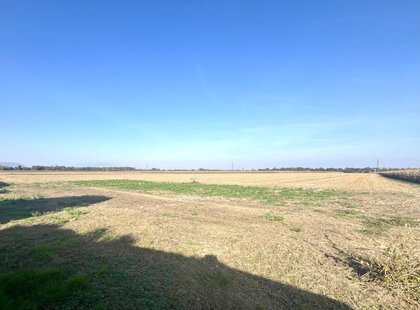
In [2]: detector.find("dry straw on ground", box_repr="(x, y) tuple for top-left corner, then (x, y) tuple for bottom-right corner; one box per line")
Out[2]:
(0, 171), (419, 309)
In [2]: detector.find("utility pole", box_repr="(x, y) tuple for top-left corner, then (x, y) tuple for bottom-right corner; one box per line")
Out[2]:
(146, 163), (148, 171)
(376, 158), (379, 172)
(231, 161), (234, 171)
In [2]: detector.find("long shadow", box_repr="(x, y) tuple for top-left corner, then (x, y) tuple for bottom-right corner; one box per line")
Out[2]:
(0, 181), (10, 194)
(0, 224), (352, 309)
(323, 234), (370, 277)
(0, 195), (111, 225)
(0, 181), (9, 188)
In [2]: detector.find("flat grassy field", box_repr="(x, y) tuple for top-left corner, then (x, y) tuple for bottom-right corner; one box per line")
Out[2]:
(0, 171), (419, 309)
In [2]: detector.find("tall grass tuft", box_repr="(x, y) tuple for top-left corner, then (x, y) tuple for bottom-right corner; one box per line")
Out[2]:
(353, 229), (420, 304)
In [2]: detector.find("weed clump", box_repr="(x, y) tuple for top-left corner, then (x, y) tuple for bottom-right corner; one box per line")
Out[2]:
(64, 207), (88, 218)
(352, 232), (420, 305)
(264, 213), (284, 222)
(290, 225), (303, 233)
(30, 210), (41, 217)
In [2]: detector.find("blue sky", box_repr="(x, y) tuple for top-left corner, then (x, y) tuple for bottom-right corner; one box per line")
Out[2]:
(1, 1), (419, 169)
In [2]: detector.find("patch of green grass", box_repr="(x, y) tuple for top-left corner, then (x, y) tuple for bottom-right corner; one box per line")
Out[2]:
(94, 264), (109, 275)
(30, 210), (41, 217)
(216, 274), (232, 287)
(335, 209), (418, 236)
(336, 209), (360, 218)
(87, 227), (107, 238)
(66, 274), (88, 291)
(344, 202), (360, 209)
(0, 225), (182, 309)
(33, 193), (45, 199)
(64, 207), (88, 218)
(45, 208), (88, 225)
(0, 268), (88, 309)
(361, 216), (417, 236)
(0, 199), (36, 223)
(101, 234), (118, 242)
(34, 236), (75, 261)
(72, 180), (340, 206)
(264, 213), (284, 222)
(206, 271), (233, 288)
(16, 195), (32, 202)
(48, 216), (70, 225)
(290, 225), (303, 233)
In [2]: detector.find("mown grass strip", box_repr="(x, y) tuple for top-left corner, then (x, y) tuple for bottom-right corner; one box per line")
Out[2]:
(72, 180), (340, 206)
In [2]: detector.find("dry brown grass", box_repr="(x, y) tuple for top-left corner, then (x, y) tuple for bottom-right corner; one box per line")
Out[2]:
(1, 172), (419, 308)
(355, 231), (420, 304)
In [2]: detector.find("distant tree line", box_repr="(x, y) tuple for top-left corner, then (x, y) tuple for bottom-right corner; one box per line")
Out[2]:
(0, 165), (417, 172)
(0, 165), (28, 170)
(0, 165), (136, 171)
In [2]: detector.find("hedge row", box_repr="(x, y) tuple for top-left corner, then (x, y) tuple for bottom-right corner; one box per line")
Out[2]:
(379, 170), (420, 184)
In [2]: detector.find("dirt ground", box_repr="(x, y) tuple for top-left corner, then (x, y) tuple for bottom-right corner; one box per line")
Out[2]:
(0, 171), (419, 309)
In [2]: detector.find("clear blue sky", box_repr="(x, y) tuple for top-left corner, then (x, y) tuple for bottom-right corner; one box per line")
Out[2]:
(1, 1), (419, 169)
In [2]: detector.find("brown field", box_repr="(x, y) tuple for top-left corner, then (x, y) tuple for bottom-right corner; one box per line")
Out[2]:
(1, 171), (419, 309)
(1, 170), (419, 192)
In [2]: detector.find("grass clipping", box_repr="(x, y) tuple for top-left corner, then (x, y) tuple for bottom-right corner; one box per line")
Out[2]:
(354, 230), (420, 304)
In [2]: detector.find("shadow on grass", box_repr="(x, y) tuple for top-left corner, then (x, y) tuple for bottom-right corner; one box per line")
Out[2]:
(0, 182), (10, 194)
(0, 182), (9, 188)
(0, 195), (111, 225)
(0, 223), (352, 309)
